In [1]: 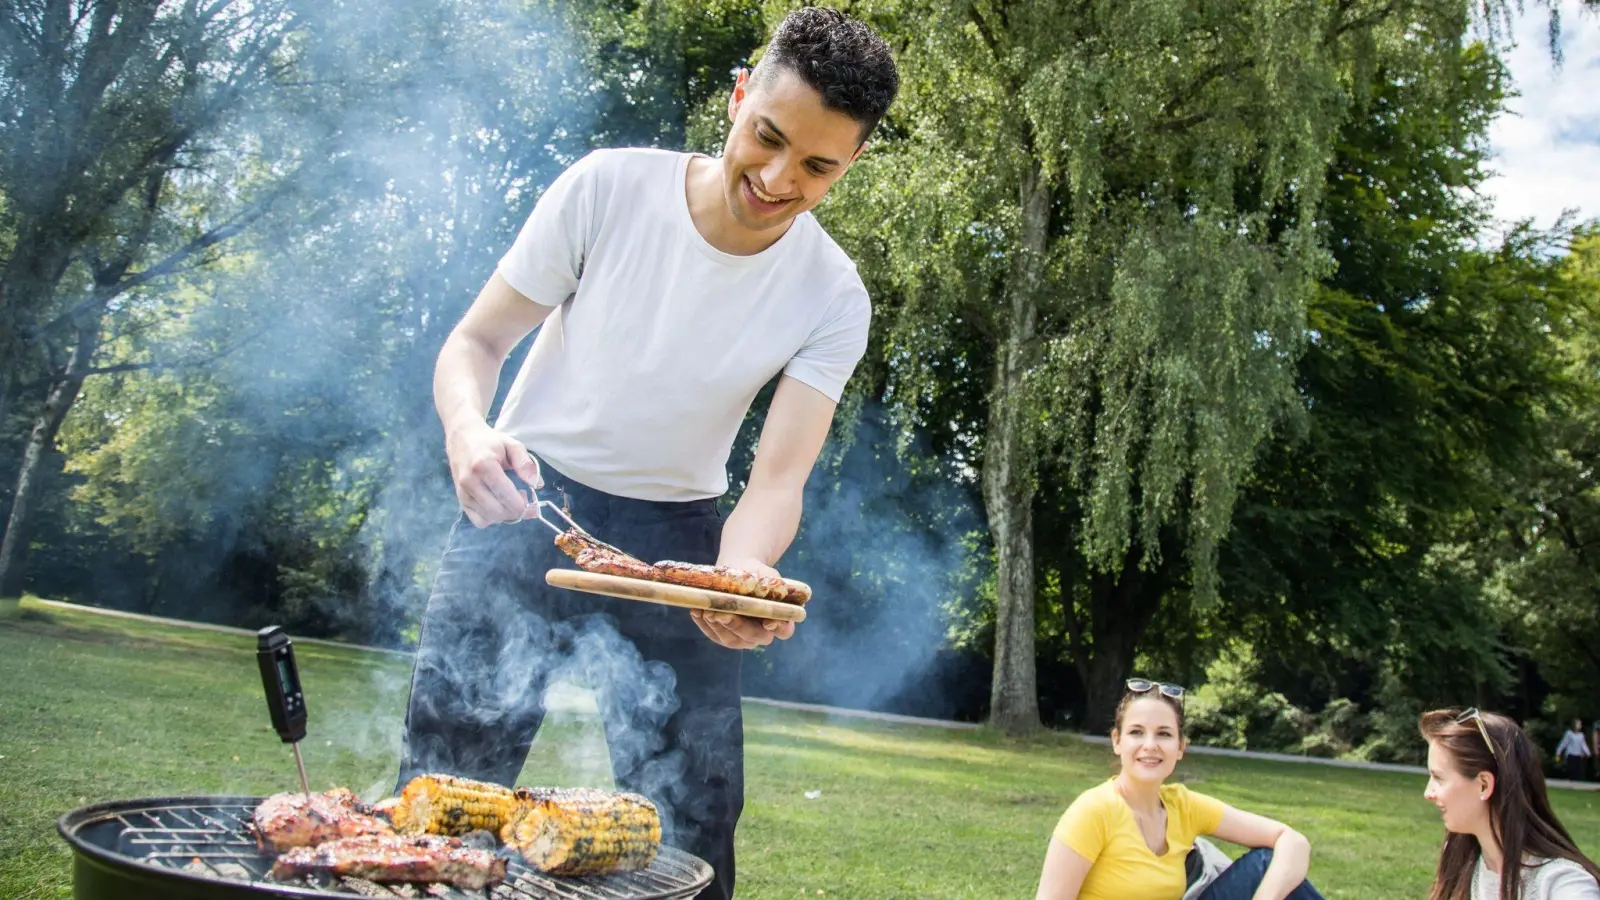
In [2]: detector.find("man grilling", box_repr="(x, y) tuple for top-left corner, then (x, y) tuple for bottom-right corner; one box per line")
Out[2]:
(396, 8), (898, 899)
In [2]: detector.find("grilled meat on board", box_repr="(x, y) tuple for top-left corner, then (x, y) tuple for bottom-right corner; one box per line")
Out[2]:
(780, 579), (812, 605)
(650, 560), (794, 602)
(571, 546), (658, 580)
(253, 788), (394, 852)
(555, 527), (809, 606)
(267, 833), (506, 890)
(554, 528), (642, 565)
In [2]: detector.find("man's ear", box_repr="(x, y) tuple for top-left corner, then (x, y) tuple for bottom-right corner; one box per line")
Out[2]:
(850, 141), (868, 165)
(727, 67), (750, 123)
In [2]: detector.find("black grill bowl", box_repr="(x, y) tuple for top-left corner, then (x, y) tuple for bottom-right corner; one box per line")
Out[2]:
(58, 796), (713, 900)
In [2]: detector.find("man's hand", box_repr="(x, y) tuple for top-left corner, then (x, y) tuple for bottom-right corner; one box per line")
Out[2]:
(690, 557), (798, 650)
(432, 272), (555, 528)
(446, 421), (544, 528)
(692, 377), (834, 650)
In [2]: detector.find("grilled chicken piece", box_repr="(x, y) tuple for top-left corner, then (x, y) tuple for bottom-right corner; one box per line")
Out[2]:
(554, 528), (641, 565)
(500, 787), (661, 876)
(574, 547), (659, 580)
(267, 833), (506, 890)
(253, 788), (394, 852)
(557, 528), (812, 605)
(652, 561), (793, 601)
(391, 773), (526, 836)
(779, 578), (812, 606)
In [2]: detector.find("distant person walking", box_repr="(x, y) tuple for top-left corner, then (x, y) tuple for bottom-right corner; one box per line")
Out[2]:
(1556, 720), (1591, 782)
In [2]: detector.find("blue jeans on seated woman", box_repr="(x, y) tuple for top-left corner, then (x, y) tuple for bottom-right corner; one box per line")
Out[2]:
(1199, 848), (1326, 900)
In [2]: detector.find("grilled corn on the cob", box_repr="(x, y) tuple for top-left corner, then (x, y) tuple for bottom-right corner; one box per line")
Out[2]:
(391, 774), (526, 836)
(499, 787), (661, 876)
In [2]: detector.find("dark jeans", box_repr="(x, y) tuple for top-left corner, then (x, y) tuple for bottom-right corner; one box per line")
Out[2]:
(397, 464), (742, 900)
(1197, 849), (1325, 900)
(1565, 756), (1587, 781)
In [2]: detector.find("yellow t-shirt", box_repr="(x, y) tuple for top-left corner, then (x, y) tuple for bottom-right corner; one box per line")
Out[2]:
(1052, 778), (1227, 900)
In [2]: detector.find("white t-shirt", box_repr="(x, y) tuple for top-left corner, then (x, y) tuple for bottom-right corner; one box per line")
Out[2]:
(1473, 855), (1600, 900)
(492, 148), (871, 501)
(1557, 730), (1592, 757)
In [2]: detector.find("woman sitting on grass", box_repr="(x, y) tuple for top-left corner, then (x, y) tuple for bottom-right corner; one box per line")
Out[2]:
(1419, 708), (1600, 900)
(1035, 679), (1324, 900)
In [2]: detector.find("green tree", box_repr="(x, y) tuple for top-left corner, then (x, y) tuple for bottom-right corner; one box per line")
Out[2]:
(1202, 34), (1588, 750)
(48, 0), (598, 632)
(829, 0), (1492, 732)
(0, 0), (314, 596)
(48, 0), (763, 633)
(562, 0), (766, 149)
(1482, 229), (1600, 727)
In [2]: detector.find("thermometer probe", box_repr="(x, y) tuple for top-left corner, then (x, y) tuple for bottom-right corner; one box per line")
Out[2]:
(256, 626), (312, 799)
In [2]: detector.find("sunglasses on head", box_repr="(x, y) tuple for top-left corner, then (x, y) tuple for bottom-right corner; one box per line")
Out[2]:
(1457, 707), (1498, 759)
(1126, 678), (1185, 700)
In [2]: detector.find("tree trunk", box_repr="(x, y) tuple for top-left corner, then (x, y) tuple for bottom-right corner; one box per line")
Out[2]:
(983, 161), (1051, 735)
(0, 371), (13, 438)
(0, 316), (98, 597)
(1076, 551), (1171, 733)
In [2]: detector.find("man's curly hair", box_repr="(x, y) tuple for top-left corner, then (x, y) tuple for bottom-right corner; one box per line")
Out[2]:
(752, 7), (899, 142)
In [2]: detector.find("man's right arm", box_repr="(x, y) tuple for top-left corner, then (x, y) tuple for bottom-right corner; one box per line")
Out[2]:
(435, 272), (556, 528)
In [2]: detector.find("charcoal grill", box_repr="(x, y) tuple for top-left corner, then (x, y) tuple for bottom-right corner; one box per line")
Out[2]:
(58, 796), (713, 900)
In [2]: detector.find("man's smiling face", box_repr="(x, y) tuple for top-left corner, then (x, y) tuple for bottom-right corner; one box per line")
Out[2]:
(719, 65), (867, 233)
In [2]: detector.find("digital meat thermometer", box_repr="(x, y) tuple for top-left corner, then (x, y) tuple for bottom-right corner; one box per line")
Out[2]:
(256, 626), (312, 799)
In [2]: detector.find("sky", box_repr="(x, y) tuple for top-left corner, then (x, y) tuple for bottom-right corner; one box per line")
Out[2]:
(1480, 0), (1600, 232)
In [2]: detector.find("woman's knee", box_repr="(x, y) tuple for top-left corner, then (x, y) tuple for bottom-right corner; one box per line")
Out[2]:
(1234, 847), (1275, 873)
(1232, 848), (1324, 900)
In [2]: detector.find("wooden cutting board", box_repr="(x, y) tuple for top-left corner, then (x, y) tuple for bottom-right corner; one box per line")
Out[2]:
(546, 569), (808, 622)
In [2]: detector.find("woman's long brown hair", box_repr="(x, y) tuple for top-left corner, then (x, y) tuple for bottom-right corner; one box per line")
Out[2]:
(1420, 709), (1600, 900)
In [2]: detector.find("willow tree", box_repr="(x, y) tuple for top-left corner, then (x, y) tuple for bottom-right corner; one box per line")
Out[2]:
(826, 0), (1488, 732)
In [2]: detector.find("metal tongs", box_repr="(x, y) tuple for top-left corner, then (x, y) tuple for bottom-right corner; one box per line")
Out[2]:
(524, 483), (583, 537)
(524, 479), (643, 563)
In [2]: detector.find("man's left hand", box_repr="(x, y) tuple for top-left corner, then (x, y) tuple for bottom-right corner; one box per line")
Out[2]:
(690, 558), (798, 650)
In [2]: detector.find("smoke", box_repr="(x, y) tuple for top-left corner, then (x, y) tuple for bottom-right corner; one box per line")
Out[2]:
(70, 0), (603, 639)
(541, 618), (697, 833)
(39, 0), (986, 819)
(44, 0), (628, 797)
(744, 407), (989, 721)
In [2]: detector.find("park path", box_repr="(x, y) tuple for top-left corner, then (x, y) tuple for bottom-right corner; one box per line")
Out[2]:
(27, 598), (1600, 792)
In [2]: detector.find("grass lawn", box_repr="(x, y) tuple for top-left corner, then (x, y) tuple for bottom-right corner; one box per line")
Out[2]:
(2, 599), (1598, 899)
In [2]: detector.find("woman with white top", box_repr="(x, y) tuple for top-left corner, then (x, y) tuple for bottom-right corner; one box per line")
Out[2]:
(1555, 720), (1591, 782)
(1420, 708), (1600, 900)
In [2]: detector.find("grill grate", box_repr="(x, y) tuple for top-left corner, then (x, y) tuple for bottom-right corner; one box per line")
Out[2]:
(61, 798), (711, 900)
